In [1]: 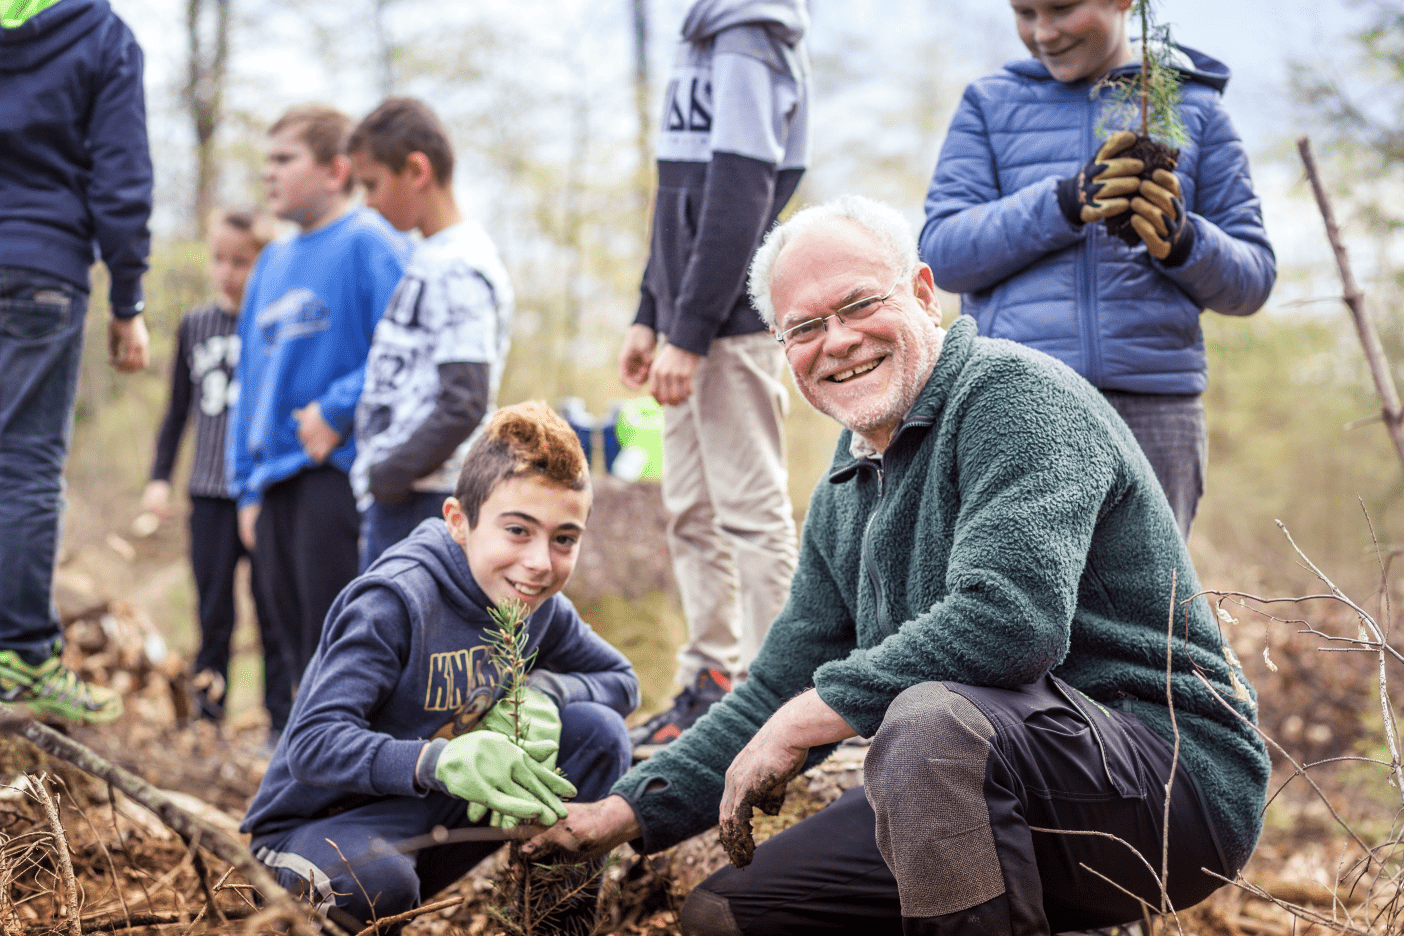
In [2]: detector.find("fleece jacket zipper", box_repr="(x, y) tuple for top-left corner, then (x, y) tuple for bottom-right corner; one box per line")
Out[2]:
(857, 416), (935, 638)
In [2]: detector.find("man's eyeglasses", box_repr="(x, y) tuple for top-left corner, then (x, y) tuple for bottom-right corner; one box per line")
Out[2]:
(775, 277), (902, 348)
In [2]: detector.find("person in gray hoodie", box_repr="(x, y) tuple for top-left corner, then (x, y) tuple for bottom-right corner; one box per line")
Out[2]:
(620, 0), (810, 749)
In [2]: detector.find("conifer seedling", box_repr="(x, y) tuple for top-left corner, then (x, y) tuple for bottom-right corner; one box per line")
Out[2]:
(484, 599), (603, 936)
(1093, 0), (1188, 246)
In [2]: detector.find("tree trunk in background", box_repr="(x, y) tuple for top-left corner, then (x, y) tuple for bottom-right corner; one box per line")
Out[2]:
(373, 0), (395, 97)
(630, 0), (652, 219)
(186, 0), (230, 237)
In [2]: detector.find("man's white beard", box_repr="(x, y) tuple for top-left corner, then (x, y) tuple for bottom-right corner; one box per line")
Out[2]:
(818, 320), (943, 442)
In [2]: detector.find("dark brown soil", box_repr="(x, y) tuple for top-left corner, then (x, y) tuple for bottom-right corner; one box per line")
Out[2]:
(1104, 134), (1179, 247)
(719, 810), (757, 869)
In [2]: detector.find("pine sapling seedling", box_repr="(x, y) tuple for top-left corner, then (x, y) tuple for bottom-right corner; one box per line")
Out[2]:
(1092, 0), (1188, 246)
(483, 598), (603, 936)
(485, 598), (536, 751)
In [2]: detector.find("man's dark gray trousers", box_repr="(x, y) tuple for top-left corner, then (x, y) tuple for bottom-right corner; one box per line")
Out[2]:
(681, 675), (1232, 936)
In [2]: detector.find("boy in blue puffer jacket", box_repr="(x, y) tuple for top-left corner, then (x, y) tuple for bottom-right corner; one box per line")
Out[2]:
(921, 0), (1275, 537)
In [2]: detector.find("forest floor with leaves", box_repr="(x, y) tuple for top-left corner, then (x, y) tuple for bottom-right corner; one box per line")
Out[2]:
(1, 479), (1399, 935)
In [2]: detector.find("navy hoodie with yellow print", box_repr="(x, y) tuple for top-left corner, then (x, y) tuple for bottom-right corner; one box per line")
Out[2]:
(242, 520), (639, 838)
(635, 0), (810, 356)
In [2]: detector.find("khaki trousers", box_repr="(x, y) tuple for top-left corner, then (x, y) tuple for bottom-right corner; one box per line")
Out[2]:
(663, 331), (798, 683)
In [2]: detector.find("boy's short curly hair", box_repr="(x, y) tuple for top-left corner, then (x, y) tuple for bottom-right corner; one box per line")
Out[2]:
(454, 402), (591, 527)
(348, 97), (455, 186)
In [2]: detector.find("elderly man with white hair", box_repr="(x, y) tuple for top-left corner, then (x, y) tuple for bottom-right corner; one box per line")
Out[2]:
(528, 195), (1269, 936)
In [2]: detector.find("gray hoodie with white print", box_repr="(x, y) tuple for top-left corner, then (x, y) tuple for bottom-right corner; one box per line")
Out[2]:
(634, 0), (810, 356)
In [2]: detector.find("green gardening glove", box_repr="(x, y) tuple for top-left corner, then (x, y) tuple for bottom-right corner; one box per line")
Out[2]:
(433, 729), (577, 826)
(476, 687), (563, 765)
(464, 687), (567, 828)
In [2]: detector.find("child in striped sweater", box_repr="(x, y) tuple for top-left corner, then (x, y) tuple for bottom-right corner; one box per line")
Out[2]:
(143, 208), (279, 724)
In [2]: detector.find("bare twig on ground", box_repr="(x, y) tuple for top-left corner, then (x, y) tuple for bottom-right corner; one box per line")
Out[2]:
(1163, 568), (1181, 919)
(180, 828), (227, 926)
(1276, 518), (1404, 804)
(1297, 135), (1404, 473)
(350, 893), (468, 936)
(24, 905), (259, 934)
(0, 714), (345, 936)
(58, 777), (130, 930)
(34, 775), (82, 936)
(105, 784), (155, 914)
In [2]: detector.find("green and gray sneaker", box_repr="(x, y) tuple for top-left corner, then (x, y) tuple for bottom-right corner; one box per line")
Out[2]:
(0, 649), (123, 724)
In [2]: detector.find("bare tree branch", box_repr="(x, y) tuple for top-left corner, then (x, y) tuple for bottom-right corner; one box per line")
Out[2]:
(0, 714), (345, 936)
(34, 775), (82, 936)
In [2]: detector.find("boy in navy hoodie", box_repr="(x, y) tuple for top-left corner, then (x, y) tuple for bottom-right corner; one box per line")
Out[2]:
(0, 0), (152, 723)
(921, 0), (1275, 538)
(243, 402), (637, 933)
(228, 105), (411, 740)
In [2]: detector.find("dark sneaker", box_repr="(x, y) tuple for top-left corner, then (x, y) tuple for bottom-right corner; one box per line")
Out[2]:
(191, 669), (226, 721)
(630, 668), (732, 749)
(0, 648), (122, 724)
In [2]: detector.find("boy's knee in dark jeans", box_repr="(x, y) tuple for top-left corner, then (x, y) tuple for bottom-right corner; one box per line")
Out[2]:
(253, 699), (630, 930)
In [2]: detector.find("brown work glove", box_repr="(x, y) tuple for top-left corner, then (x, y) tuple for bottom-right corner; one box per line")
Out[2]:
(1056, 130), (1144, 226)
(1130, 168), (1196, 266)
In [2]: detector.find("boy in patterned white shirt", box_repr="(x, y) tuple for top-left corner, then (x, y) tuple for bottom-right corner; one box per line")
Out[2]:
(348, 98), (514, 568)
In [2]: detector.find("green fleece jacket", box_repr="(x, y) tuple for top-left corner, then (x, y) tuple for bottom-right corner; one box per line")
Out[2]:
(614, 315), (1269, 868)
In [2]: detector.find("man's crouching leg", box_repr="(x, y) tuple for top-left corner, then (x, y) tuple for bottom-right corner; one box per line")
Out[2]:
(679, 786), (903, 935)
(865, 678), (1230, 936)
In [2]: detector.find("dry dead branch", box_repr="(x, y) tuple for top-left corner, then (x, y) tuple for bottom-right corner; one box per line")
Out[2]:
(33, 775), (82, 936)
(1297, 135), (1404, 474)
(0, 713), (344, 936)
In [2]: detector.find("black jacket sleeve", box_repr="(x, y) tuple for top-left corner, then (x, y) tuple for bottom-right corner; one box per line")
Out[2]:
(89, 19), (153, 316)
(150, 317), (192, 483)
(367, 361), (490, 502)
(666, 152), (778, 355)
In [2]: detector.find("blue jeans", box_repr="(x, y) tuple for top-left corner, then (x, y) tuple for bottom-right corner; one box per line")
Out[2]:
(360, 490), (448, 572)
(1101, 390), (1206, 540)
(251, 700), (631, 929)
(0, 267), (88, 663)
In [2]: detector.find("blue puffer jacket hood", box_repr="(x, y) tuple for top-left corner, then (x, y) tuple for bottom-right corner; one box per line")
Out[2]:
(921, 45), (1275, 395)
(0, 0), (151, 314)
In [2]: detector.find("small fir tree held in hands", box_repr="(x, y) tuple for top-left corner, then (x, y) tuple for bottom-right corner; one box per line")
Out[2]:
(1094, 0), (1188, 246)
(485, 599), (603, 936)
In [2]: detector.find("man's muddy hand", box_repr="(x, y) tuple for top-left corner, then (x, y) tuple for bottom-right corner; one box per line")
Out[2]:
(521, 795), (640, 863)
(718, 734), (805, 869)
(717, 689), (859, 869)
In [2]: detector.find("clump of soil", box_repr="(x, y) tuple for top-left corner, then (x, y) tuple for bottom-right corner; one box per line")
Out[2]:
(1103, 134), (1179, 248)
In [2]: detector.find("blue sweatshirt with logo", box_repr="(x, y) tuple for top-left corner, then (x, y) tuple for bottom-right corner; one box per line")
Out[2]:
(0, 0), (152, 316)
(242, 519), (640, 839)
(228, 208), (411, 507)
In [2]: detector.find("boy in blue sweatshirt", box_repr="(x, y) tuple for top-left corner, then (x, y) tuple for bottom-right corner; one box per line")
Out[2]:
(243, 402), (637, 933)
(921, 0), (1275, 538)
(228, 105), (411, 738)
